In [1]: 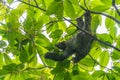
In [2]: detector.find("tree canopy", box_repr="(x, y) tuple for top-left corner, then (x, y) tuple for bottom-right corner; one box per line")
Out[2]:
(0, 0), (120, 80)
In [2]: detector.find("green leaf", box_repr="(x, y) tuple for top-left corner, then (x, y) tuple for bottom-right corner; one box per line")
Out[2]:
(92, 70), (105, 78)
(3, 63), (17, 71)
(28, 55), (37, 67)
(64, 72), (72, 80)
(72, 65), (80, 76)
(50, 29), (63, 39)
(90, 46), (102, 59)
(111, 50), (120, 60)
(105, 17), (115, 30)
(46, 1), (62, 15)
(100, 51), (109, 69)
(64, 0), (75, 18)
(109, 26), (117, 39)
(0, 69), (9, 77)
(112, 66), (120, 73)
(79, 58), (95, 68)
(36, 33), (52, 49)
(91, 15), (99, 34)
(66, 25), (77, 35)
(3, 54), (12, 64)
(54, 71), (65, 80)
(46, 22), (59, 33)
(72, 71), (89, 80)
(92, 5), (110, 12)
(97, 33), (113, 44)
(106, 73), (116, 80)
(56, 60), (70, 69)
(56, 2), (64, 19)
(19, 47), (29, 63)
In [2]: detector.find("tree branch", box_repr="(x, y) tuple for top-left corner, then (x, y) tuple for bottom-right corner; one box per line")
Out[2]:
(79, 5), (120, 24)
(20, 0), (46, 12)
(63, 17), (120, 52)
(112, 0), (120, 16)
(33, 0), (38, 7)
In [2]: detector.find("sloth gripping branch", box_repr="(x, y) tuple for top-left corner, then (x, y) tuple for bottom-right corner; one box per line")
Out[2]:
(45, 11), (94, 63)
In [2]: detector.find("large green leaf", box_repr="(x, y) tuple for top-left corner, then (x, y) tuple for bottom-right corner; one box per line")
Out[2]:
(64, 0), (75, 18)
(100, 51), (109, 69)
(92, 5), (110, 12)
(46, 1), (62, 15)
(91, 15), (100, 34)
(91, 70), (105, 78)
(97, 33), (113, 44)
(90, 46), (102, 59)
(79, 58), (95, 70)
(50, 29), (63, 39)
(36, 33), (52, 50)
(105, 10), (115, 29)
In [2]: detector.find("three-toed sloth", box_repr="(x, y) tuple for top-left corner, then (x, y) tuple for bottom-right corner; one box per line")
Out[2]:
(45, 11), (93, 63)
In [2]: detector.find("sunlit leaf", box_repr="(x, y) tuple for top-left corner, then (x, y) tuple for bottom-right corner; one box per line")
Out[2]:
(100, 51), (109, 69)
(79, 58), (95, 70)
(50, 29), (63, 39)
(46, 1), (62, 15)
(91, 15), (99, 34)
(97, 33), (113, 44)
(64, 0), (75, 18)
(92, 70), (105, 78)
(92, 5), (110, 12)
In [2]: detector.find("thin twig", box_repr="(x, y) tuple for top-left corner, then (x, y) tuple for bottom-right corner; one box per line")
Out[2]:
(79, 5), (120, 24)
(84, 0), (88, 10)
(63, 17), (120, 52)
(112, 0), (120, 16)
(20, 0), (46, 12)
(33, 0), (38, 7)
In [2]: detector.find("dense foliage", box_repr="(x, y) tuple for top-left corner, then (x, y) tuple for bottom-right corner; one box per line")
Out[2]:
(0, 0), (120, 80)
